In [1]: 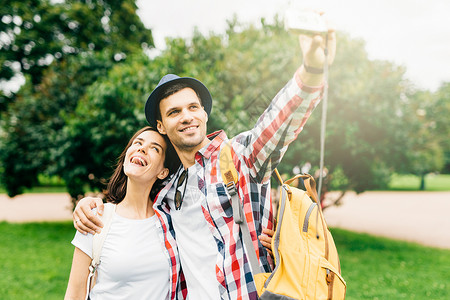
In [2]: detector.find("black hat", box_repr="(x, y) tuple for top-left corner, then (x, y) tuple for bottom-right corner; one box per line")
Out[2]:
(145, 74), (212, 128)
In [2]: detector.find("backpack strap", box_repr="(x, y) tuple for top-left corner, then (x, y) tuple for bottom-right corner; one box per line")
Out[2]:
(280, 171), (330, 259)
(85, 203), (116, 300)
(219, 142), (261, 275)
(263, 173), (289, 287)
(284, 173), (319, 204)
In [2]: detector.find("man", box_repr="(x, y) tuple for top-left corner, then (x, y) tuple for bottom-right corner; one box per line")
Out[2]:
(74, 16), (336, 299)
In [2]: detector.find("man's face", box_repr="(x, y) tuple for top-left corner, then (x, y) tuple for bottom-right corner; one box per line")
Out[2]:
(157, 87), (209, 152)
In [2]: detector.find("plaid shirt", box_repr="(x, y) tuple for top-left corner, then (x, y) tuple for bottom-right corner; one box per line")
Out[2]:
(153, 69), (323, 300)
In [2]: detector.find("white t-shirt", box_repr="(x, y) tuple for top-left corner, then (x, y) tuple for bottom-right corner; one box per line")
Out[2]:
(72, 212), (170, 300)
(168, 165), (221, 299)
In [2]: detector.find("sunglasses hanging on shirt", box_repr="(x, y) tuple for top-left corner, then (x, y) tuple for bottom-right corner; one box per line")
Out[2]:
(175, 169), (188, 210)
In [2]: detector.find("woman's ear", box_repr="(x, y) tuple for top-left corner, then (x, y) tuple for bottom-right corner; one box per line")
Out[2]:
(157, 167), (169, 180)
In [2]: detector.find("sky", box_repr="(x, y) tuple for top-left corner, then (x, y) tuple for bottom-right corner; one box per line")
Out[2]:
(136, 0), (450, 92)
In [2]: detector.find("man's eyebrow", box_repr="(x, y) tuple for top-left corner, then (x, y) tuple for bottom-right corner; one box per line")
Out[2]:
(165, 101), (201, 112)
(162, 104), (180, 115)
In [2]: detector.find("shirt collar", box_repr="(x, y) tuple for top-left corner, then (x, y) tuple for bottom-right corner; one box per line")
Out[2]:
(197, 130), (228, 159)
(155, 130), (227, 208)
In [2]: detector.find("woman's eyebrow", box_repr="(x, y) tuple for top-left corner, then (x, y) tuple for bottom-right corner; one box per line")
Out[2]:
(150, 141), (164, 149)
(134, 137), (163, 149)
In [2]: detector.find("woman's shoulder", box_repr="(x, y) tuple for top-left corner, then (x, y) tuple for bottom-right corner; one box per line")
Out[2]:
(97, 202), (116, 221)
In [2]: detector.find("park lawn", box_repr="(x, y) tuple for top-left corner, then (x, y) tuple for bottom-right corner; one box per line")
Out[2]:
(0, 222), (74, 299)
(1, 174), (449, 195)
(0, 186), (67, 194)
(388, 173), (450, 191)
(332, 228), (450, 299)
(0, 222), (449, 299)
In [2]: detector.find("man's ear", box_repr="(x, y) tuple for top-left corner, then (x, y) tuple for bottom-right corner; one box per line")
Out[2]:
(157, 120), (166, 135)
(157, 167), (169, 180)
(203, 107), (208, 122)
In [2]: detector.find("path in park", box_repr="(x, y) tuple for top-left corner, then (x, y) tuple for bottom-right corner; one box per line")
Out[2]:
(1, 191), (449, 249)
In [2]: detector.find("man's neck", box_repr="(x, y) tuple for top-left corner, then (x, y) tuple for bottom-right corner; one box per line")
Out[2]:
(176, 138), (210, 169)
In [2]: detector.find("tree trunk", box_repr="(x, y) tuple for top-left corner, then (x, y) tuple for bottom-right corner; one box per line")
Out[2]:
(322, 190), (347, 211)
(419, 174), (426, 191)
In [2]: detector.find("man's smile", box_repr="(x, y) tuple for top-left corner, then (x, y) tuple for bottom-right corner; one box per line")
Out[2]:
(179, 125), (198, 133)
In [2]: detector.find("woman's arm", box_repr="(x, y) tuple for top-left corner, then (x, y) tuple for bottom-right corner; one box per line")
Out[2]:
(64, 247), (92, 300)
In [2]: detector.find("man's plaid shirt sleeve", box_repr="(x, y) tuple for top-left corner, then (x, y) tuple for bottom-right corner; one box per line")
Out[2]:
(233, 68), (323, 184)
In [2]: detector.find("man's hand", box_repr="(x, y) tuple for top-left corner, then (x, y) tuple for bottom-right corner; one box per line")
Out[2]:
(73, 197), (105, 235)
(298, 12), (337, 86)
(259, 228), (275, 257)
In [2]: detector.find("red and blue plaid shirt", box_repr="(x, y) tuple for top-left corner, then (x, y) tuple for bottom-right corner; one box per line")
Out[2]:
(153, 69), (323, 299)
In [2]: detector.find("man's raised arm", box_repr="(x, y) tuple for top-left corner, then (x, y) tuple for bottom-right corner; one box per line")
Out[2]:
(235, 12), (336, 183)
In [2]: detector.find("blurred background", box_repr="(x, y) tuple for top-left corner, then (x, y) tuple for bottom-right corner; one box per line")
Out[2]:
(1, 0), (448, 205)
(0, 0), (449, 299)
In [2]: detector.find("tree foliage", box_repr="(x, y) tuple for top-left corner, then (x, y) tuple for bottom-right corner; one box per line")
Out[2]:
(0, 51), (115, 197)
(0, 0), (152, 110)
(400, 89), (445, 189)
(433, 82), (450, 173)
(50, 53), (155, 202)
(301, 37), (414, 193)
(0, 0), (152, 198)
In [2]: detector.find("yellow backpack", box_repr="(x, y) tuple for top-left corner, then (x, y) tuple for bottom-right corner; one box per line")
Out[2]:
(220, 144), (346, 299)
(254, 170), (346, 299)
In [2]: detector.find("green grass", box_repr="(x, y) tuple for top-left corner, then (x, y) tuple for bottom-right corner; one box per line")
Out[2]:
(332, 228), (450, 299)
(0, 174), (68, 194)
(0, 221), (75, 300)
(0, 186), (67, 194)
(389, 173), (450, 191)
(0, 222), (449, 299)
(2, 174), (449, 195)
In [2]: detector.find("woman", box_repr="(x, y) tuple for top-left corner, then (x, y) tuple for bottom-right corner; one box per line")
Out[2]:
(64, 126), (181, 300)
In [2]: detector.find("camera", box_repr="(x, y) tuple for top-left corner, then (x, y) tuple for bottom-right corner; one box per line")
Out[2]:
(285, 10), (327, 35)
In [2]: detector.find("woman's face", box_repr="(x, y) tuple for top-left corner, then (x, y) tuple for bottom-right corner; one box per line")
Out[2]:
(123, 130), (168, 183)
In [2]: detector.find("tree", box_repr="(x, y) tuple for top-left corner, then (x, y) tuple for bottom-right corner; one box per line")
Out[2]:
(432, 82), (450, 173)
(280, 33), (418, 201)
(50, 53), (155, 204)
(399, 89), (445, 189)
(0, 50), (115, 197)
(0, 0), (153, 197)
(0, 0), (152, 110)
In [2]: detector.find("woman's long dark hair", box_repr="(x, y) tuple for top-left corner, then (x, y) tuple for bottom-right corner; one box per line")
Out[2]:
(106, 126), (180, 204)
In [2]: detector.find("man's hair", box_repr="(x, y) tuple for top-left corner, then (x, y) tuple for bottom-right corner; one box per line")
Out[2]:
(156, 83), (203, 121)
(105, 126), (180, 203)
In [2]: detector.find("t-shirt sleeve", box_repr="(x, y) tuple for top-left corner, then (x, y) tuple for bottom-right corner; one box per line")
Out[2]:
(71, 230), (94, 259)
(71, 208), (97, 259)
